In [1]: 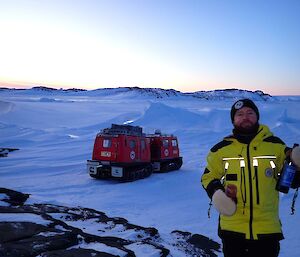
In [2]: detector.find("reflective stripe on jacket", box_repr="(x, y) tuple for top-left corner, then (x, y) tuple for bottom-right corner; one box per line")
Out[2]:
(201, 124), (287, 240)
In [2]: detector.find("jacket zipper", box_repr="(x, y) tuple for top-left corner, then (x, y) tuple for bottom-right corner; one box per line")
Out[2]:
(247, 144), (254, 240)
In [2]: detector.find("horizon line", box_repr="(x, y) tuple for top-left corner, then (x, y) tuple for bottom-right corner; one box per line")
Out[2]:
(2, 84), (300, 97)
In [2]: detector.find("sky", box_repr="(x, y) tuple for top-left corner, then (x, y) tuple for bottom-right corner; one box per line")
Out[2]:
(0, 0), (299, 95)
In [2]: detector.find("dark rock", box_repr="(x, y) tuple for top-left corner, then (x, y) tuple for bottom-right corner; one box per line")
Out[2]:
(0, 231), (78, 257)
(0, 222), (50, 242)
(171, 230), (221, 257)
(188, 234), (221, 257)
(0, 188), (220, 256)
(0, 188), (29, 206)
(0, 148), (19, 157)
(40, 248), (117, 257)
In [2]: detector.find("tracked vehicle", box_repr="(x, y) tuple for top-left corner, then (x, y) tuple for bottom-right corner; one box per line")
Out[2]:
(148, 130), (183, 172)
(87, 124), (182, 181)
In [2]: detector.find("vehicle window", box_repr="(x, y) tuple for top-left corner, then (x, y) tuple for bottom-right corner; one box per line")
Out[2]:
(163, 139), (169, 147)
(103, 139), (111, 148)
(129, 140), (136, 149)
(141, 140), (146, 150)
(172, 139), (177, 147)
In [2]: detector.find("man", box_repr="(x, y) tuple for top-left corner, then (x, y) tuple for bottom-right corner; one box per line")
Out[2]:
(201, 99), (300, 257)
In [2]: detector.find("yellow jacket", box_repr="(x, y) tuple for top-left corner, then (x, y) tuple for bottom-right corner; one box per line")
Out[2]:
(201, 124), (287, 240)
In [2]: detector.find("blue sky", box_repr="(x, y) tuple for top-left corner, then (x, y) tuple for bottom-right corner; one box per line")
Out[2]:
(0, 0), (299, 95)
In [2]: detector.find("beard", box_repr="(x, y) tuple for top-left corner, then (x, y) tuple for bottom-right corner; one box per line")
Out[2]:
(234, 121), (259, 135)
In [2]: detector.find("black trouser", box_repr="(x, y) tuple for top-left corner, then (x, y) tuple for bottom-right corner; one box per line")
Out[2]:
(222, 237), (280, 257)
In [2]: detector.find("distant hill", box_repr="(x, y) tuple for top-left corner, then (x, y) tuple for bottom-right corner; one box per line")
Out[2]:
(188, 89), (272, 101)
(0, 86), (272, 101)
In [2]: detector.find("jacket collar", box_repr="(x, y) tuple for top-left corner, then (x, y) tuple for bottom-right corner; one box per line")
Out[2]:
(225, 125), (273, 145)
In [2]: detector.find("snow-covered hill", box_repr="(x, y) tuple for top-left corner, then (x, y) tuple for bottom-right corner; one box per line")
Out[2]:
(188, 89), (272, 101)
(0, 86), (273, 101)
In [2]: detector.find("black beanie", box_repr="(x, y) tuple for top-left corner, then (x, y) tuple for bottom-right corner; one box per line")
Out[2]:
(230, 99), (259, 123)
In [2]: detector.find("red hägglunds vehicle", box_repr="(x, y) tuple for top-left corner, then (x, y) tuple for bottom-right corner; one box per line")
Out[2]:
(87, 124), (183, 181)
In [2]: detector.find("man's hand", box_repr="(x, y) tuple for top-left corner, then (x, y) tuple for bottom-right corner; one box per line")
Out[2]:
(225, 184), (238, 203)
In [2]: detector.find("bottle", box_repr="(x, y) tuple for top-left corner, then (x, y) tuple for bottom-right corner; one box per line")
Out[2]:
(276, 162), (297, 193)
(276, 144), (299, 194)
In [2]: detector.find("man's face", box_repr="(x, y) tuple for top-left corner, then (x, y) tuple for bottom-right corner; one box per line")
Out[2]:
(233, 107), (258, 132)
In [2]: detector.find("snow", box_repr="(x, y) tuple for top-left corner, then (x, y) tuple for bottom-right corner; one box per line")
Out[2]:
(1, 88), (300, 256)
(49, 213), (147, 240)
(126, 242), (162, 257)
(69, 242), (127, 256)
(0, 213), (51, 225)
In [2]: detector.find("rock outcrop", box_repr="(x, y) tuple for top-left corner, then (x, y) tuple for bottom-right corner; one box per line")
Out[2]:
(0, 189), (220, 256)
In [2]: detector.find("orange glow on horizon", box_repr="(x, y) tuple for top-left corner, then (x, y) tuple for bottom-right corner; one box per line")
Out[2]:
(1, 78), (299, 96)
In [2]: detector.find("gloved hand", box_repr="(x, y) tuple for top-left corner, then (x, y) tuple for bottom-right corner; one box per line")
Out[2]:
(291, 146), (300, 189)
(212, 188), (237, 216)
(290, 146), (300, 189)
(291, 146), (300, 168)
